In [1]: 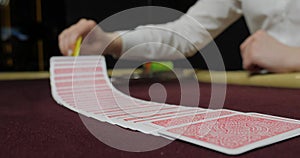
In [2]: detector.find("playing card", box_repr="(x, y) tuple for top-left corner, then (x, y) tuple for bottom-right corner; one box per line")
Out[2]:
(50, 56), (111, 121)
(109, 106), (201, 135)
(50, 56), (300, 155)
(150, 109), (236, 128)
(128, 109), (236, 135)
(159, 114), (300, 155)
(50, 56), (199, 132)
(248, 112), (300, 124)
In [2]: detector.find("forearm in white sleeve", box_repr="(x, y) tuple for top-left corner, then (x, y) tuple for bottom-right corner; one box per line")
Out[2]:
(120, 0), (242, 60)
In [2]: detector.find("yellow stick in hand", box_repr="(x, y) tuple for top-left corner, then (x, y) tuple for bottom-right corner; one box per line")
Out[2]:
(72, 36), (82, 56)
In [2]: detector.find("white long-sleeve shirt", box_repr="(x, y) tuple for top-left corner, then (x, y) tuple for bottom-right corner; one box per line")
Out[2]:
(120, 0), (300, 60)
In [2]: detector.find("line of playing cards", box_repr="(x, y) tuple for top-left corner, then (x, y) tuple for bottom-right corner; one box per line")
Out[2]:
(50, 56), (300, 155)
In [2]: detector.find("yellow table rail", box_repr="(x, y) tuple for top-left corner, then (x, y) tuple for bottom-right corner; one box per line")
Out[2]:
(2, 70), (300, 89)
(0, 72), (50, 80)
(196, 70), (300, 89)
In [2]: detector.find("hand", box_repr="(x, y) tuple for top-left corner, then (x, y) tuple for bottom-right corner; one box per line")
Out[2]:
(240, 30), (300, 73)
(58, 18), (122, 56)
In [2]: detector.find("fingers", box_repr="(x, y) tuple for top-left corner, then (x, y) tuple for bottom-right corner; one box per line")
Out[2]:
(240, 35), (253, 70)
(58, 25), (80, 56)
(241, 44), (254, 70)
(240, 30), (265, 71)
(240, 30), (265, 58)
(240, 35), (253, 56)
(58, 19), (97, 56)
(58, 29), (72, 56)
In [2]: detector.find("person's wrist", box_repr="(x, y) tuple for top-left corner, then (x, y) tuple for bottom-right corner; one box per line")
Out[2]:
(104, 32), (122, 58)
(285, 47), (300, 72)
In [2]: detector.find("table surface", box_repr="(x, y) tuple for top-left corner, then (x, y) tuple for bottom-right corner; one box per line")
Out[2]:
(0, 79), (299, 158)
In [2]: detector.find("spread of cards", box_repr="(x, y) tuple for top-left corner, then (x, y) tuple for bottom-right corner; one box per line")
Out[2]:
(50, 56), (300, 155)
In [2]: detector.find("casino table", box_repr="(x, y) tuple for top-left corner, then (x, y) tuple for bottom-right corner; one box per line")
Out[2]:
(0, 74), (300, 158)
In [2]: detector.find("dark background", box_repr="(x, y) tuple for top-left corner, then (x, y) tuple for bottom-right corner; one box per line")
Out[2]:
(0, 0), (249, 71)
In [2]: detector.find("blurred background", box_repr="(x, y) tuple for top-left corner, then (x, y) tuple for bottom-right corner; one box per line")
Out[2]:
(0, 0), (249, 72)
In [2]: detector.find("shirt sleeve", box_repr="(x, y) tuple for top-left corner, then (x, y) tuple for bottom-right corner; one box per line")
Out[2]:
(119, 0), (242, 60)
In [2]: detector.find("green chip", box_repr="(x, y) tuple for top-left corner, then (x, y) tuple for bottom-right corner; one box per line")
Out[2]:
(150, 61), (174, 72)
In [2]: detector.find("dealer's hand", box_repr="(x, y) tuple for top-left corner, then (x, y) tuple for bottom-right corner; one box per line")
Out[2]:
(58, 18), (121, 56)
(240, 30), (300, 73)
